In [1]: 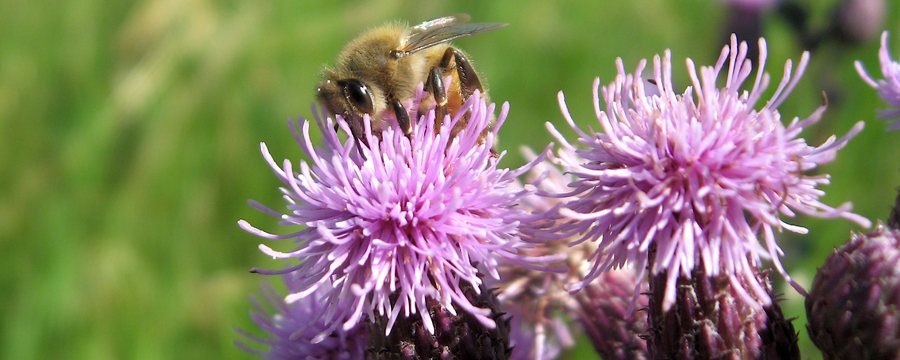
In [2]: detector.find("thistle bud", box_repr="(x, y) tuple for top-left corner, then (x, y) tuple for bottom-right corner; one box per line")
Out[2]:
(806, 224), (900, 359)
(575, 269), (649, 360)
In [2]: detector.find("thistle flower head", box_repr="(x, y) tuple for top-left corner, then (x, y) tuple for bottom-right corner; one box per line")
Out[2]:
(236, 275), (368, 360)
(496, 150), (650, 360)
(856, 31), (900, 131)
(491, 151), (582, 360)
(494, 243), (575, 360)
(239, 85), (549, 341)
(547, 35), (870, 312)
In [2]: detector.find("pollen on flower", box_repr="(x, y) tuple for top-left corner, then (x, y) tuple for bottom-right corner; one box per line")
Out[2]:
(546, 34), (870, 312)
(239, 84), (554, 341)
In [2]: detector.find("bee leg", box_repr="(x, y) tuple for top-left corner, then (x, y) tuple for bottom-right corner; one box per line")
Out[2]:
(426, 66), (448, 128)
(391, 99), (412, 137)
(442, 47), (495, 155)
(440, 47), (483, 100)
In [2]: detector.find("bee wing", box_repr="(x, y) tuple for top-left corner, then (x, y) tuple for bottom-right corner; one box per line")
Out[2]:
(393, 16), (507, 58)
(410, 14), (469, 32)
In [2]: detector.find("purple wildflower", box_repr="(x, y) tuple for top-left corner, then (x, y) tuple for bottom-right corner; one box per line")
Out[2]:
(856, 31), (900, 131)
(491, 150), (581, 360)
(238, 86), (550, 341)
(494, 243), (574, 360)
(236, 275), (368, 359)
(547, 35), (870, 311)
(496, 149), (649, 360)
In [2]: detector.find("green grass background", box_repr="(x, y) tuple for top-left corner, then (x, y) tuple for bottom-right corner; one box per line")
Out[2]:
(1, 0), (898, 359)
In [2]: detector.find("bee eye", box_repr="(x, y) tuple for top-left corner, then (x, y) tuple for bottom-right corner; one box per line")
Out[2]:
(340, 79), (375, 115)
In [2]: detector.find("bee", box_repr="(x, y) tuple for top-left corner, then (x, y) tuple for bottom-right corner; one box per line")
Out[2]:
(316, 15), (506, 146)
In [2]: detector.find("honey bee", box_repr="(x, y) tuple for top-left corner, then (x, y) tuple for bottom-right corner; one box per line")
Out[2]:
(316, 15), (506, 146)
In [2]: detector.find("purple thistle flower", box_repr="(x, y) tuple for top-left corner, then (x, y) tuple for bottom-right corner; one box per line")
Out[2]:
(491, 150), (582, 360)
(856, 31), (900, 131)
(236, 275), (369, 360)
(239, 86), (551, 342)
(496, 149), (650, 360)
(547, 35), (870, 312)
(494, 243), (574, 360)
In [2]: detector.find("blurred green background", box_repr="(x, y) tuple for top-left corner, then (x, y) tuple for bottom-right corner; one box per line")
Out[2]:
(2, 0), (898, 359)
